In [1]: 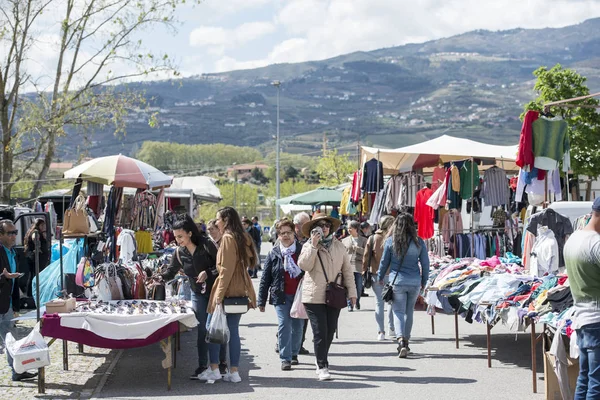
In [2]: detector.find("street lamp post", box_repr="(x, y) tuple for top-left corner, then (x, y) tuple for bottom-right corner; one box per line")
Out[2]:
(272, 80), (281, 220)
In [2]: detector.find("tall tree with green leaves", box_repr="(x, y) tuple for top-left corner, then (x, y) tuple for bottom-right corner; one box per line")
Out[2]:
(0, 0), (201, 202)
(522, 65), (600, 183)
(316, 149), (355, 186)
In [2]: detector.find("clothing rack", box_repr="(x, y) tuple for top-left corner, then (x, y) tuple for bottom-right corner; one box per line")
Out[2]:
(543, 91), (600, 111)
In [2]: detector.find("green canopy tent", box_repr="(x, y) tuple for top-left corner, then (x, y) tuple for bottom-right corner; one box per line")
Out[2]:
(276, 187), (342, 206)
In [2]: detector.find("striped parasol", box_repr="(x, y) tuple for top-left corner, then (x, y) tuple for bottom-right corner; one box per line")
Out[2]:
(63, 154), (173, 189)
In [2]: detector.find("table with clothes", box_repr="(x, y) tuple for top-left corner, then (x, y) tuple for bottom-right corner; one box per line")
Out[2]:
(423, 254), (574, 394)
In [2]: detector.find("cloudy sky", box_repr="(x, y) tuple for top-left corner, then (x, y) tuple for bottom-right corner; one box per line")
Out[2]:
(148, 0), (600, 77)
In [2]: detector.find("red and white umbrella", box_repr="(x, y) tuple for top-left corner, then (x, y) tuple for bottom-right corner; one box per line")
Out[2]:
(64, 155), (173, 189)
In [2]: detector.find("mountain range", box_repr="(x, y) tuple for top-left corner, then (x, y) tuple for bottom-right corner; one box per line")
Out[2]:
(58, 17), (600, 161)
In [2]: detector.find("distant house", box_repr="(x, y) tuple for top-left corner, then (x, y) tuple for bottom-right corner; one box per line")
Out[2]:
(49, 162), (74, 171)
(226, 163), (269, 179)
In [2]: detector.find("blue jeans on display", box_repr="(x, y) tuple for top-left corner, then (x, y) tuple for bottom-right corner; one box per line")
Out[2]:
(0, 309), (16, 375)
(391, 285), (420, 340)
(207, 312), (242, 368)
(372, 276), (395, 333)
(347, 272), (363, 308)
(275, 294), (304, 362)
(575, 322), (600, 400)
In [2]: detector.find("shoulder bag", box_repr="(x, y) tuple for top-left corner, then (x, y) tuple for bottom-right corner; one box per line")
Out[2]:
(381, 250), (406, 304)
(317, 252), (347, 309)
(362, 236), (374, 289)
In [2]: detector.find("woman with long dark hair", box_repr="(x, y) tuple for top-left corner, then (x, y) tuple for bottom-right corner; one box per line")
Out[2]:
(24, 218), (50, 297)
(160, 214), (219, 380)
(377, 213), (430, 358)
(205, 207), (257, 383)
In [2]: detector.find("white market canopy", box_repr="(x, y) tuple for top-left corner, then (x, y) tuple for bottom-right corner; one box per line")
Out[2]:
(361, 134), (519, 174)
(169, 176), (222, 203)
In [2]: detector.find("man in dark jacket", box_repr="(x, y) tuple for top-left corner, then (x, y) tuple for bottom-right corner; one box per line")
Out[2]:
(0, 220), (37, 381)
(242, 217), (261, 278)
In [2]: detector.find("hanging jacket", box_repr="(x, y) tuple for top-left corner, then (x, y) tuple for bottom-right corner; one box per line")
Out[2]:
(257, 242), (304, 306)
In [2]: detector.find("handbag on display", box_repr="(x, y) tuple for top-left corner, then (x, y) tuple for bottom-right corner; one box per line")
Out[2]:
(63, 194), (90, 235)
(381, 251), (406, 304)
(317, 253), (347, 309)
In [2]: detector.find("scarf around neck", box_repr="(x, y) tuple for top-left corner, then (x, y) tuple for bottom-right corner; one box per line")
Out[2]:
(320, 234), (334, 249)
(280, 241), (302, 278)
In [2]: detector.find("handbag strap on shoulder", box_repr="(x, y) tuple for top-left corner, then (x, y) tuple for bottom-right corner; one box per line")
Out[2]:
(316, 252), (330, 284)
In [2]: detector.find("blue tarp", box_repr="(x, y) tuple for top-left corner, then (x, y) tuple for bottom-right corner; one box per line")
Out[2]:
(33, 239), (83, 306)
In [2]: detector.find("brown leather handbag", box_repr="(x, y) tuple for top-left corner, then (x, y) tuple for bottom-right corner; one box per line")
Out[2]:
(317, 253), (347, 309)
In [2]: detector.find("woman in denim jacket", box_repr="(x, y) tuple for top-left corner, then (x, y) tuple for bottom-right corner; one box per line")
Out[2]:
(377, 213), (430, 358)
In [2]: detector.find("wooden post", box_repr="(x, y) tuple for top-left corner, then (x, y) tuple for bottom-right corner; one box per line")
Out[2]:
(63, 340), (69, 371)
(486, 322), (492, 368)
(167, 336), (172, 390)
(454, 311), (459, 349)
(531, 322), (537, 393)
(431, 315), (435, 335)
(470, 158), (475, 257)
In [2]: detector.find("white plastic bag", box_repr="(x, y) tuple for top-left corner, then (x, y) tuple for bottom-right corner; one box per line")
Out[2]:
(290, 279), (308, 319)
(205, 304), (230, 344)
(6, 323), (51, 373)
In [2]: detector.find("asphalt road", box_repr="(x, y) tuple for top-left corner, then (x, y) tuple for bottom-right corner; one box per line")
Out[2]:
(94, 243), (546, 400)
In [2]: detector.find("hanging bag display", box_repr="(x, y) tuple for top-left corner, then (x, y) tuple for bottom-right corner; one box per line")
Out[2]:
(317, 253), (347, 309)
(63, 194), (90, 235)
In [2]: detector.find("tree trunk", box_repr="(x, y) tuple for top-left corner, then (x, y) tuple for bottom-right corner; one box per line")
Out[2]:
(1, 102), (14, 203)
(585, 177), (593, 201)
(29, 128), (54, 199)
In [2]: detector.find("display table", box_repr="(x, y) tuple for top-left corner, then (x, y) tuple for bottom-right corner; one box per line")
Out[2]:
(39, 301), (197, 391)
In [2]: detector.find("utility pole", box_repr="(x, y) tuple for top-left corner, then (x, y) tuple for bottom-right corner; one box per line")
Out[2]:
(322, 131), (328, 155)
(272, 80), (281, 220)
(232, 162), (237, 208)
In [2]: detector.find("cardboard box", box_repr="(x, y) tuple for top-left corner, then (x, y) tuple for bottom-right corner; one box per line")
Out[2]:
(544, 351), (579, 400)
(45, 298), (76, 314)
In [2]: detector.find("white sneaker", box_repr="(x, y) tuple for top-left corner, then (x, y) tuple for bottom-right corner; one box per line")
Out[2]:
(377, 332), (385, 341)
(317, 368), (332, 381)
(198, 368), (221, 382)
(224, 371), (242, 383)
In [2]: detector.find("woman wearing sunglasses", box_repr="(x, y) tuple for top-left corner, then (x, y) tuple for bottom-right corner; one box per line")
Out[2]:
(298, 212), (357, 381)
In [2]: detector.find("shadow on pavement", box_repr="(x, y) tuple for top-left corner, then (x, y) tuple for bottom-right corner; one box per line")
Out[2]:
(463, 332), (543, 372)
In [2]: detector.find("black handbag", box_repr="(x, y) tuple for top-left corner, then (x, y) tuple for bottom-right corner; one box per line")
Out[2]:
(223, 296), (249, 314)
(317, 253), (347, 309)
(362, 236), (375, 289)
(381, 251), (405, 304)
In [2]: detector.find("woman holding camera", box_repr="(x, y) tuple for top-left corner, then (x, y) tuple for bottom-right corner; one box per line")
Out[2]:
(377, 213), (430, 358)
(298, 212), (357, 381)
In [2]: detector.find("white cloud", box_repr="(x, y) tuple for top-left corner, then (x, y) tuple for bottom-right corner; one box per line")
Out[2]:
(189, 21), (276, 48)
(207, 0), (600, 73)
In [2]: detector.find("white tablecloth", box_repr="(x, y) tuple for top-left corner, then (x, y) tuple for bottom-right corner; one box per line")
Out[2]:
(59, 302), (197, 340)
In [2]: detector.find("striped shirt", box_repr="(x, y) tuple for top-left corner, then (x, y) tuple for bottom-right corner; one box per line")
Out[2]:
(482, 167), (509, 207)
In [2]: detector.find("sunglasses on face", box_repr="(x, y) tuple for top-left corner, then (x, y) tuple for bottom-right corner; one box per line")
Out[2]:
(316, 222), (332, 229)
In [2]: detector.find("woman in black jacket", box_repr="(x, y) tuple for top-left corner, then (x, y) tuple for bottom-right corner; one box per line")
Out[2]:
(161, 215), (218, 380)
(258, 218), (304, 371)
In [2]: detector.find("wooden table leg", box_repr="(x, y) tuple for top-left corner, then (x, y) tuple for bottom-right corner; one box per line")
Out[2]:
(38, 367), (45, 394)
(486, 322), (492, 368)
(173, 334), (177, 369)
(531, 322), (537, 393)
(63, 340), (69, 371)
(177, 329), (181, 351)
(454, 311), (459, 349)
(431, 315), (435, 335)
(78, 343), (84, 353)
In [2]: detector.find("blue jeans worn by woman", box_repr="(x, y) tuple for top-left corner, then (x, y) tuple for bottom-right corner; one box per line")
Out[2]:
(191, 292), (226, 369)
(207, 312), (242, 368)
(347, 272), (363, 308)
(372, 276), (395, 333)
(575, 322), (600, 400)
(391, 285), (420, 340)
(274, 293), (304, 362)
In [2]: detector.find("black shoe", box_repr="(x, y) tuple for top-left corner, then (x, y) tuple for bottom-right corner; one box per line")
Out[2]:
(219, 363), (228, 376)
(275, 343), (279, 353)
(299, 347), (309, 355)
(190, 367), (207, 380)
(291, 356), (299, 365)
(397, 338), (408, 358)
(362, 292), (369, 297)
(356, 303), (361, 310)
(12, 371), (38, 381)
(281, 361), (292, 371)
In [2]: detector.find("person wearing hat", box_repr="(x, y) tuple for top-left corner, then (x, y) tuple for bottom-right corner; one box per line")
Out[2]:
(564, 198), (600, 399)
(298, 212), (357, 381)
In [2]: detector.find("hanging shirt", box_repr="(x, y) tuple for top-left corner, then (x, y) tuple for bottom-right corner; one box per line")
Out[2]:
(431, 166), (446, 192)
(532, 117), (570, 172)
(459, 160), (480, 200)
(446, 168), (462, 210)
(351, 170), (363, 203)
(340, 187), (351, 216)
(482, 167), (509, 207)
(527, 209), (573, 268)
(361, 159), (384, 193)
(414, 188), (434, 239)
(516, 110), (539, 171)
(450, 165), (460, 193)
(529, 227), (559, 277)
(385, 175), (402, 214)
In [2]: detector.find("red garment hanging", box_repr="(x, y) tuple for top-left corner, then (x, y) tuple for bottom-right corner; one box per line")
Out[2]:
(516, 110), (539, 170)
(431, 166), (446, 192)
(351, 170), (363, 203)
(415, 187), (434, 239)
